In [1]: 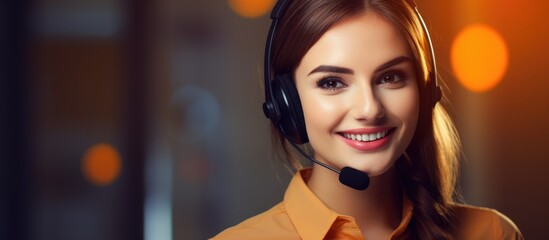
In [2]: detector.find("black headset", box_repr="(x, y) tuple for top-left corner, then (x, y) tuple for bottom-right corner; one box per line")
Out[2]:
(262, 0), (441, 145)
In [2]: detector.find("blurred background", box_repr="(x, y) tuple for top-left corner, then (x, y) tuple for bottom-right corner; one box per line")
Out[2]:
(1, 0), (547, 239)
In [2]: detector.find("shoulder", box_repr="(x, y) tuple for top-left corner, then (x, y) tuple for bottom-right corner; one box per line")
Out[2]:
(452, 203), (524, 240)
(210, 202), (300, 240)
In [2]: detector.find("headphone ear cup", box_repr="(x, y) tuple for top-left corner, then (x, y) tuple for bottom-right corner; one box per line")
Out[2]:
(272, 74), (309, 144)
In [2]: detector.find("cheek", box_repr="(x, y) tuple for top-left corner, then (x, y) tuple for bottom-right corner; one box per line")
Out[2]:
(401, 92), (420, 124)
(382, 87), (420, 127)
(300, 93), (347, 137)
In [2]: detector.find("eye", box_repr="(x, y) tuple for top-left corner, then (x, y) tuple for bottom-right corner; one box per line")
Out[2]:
(377, 70), (408, 88)
(316, 77), (346, 91)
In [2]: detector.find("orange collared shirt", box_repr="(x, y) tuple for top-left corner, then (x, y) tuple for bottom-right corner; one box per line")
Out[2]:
(212, 169), (523, 240)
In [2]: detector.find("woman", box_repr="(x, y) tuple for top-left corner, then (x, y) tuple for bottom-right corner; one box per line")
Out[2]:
(214, 0), (523, 239)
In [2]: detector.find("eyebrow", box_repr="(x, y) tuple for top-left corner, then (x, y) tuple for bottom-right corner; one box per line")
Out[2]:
(308, 65), (353, 76)
(307, 56), (413, 76)
(374, 56), (413, 73)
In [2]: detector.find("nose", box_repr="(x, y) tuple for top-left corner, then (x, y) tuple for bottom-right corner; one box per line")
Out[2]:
(350, 86), (385, 122)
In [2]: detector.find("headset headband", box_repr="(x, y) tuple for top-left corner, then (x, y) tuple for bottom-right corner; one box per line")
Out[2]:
(263, 0), (291, 122)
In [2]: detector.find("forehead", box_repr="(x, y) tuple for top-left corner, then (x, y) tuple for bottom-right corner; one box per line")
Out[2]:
(297, 11), (411, 74)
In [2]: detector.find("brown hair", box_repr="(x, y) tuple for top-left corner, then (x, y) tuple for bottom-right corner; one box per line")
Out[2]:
(269, 0), (461, 239)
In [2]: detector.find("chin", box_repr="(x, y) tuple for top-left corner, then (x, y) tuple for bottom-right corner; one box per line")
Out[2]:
(348, 160), (395, 178)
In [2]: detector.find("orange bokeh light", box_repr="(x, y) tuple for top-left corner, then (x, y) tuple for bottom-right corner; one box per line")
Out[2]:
(451, 24), (509, 92)
(82, 143), (122, 186)
(228, 0), (275, 18)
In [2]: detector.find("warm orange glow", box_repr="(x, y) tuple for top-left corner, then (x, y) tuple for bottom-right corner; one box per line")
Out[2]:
(228, 0), (275, 18)
(82, 143), (122, 186)
(451, 24), (509, 92)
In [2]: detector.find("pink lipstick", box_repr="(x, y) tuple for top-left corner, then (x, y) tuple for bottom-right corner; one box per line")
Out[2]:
(337, 127), (394, 151)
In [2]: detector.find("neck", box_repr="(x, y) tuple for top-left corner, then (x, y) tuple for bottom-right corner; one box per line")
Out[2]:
(307, 164), (403, 237)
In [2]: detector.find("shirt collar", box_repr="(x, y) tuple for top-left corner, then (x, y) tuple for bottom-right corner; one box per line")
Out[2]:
(284, 168), (414, 240)
(284, 169), (338, 240)
(391, 191), (413, 239)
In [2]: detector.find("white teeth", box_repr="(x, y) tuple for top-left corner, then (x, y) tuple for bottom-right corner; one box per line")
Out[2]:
(342, 130), (389, 142)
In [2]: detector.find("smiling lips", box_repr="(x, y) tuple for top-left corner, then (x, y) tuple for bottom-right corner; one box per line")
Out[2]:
(338, 128), (394, 151)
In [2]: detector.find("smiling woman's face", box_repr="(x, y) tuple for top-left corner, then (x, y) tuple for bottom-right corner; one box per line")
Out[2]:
(294, 11), (420, 176)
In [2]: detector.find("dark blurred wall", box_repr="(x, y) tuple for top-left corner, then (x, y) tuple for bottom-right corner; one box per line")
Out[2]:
(1, 0), (31, 239)
(148, 1), (290, 239)
(2, 0), (148, 239)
